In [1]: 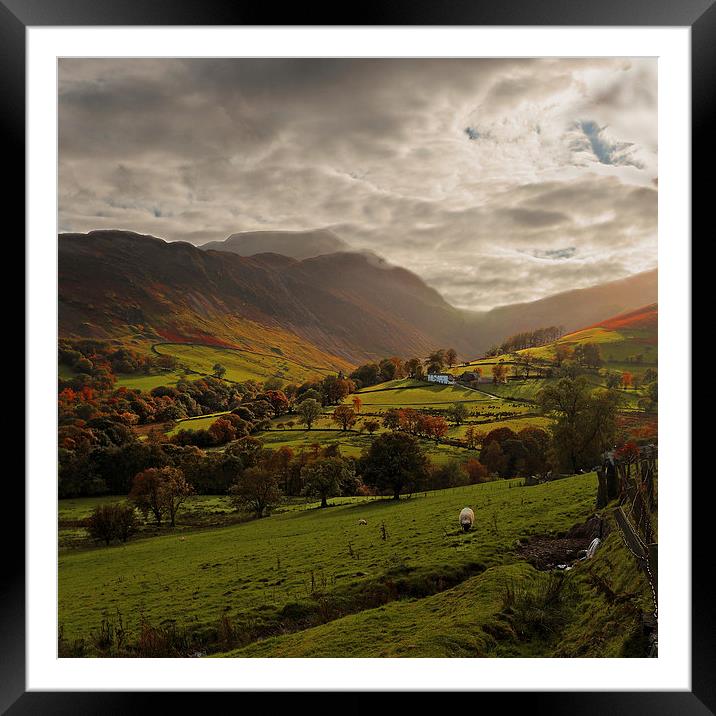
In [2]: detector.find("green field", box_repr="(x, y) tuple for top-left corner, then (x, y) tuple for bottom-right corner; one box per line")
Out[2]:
(59, 363), (186, 392)
(255, 428), (472, 465)
(480, 376), (643, 409)
(154, 343), (332, 384)
(348, 379), (498, 411)
(167, 411), (232, 436)
(58, 472), (622, 657)
(450, 307), (657, 383)
(217, 516), (651, 658)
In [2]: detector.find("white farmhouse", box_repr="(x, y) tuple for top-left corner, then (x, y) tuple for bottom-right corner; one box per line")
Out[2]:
(426, 373), (454, 385)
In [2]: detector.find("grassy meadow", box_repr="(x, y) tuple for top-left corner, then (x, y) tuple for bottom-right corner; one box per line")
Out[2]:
(154, 343), (332, 384)
(59, 472), (646, 658)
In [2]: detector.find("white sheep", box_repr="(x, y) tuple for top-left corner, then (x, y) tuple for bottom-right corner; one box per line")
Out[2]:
(459, 507), (475, 532)
(358, 519), (367, 526)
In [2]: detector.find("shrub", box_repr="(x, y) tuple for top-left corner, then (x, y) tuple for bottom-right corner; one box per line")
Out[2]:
(85, 503), (140, 546)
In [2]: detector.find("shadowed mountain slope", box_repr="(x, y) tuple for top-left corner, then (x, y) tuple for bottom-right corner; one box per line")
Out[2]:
(59, 230), (657, 364)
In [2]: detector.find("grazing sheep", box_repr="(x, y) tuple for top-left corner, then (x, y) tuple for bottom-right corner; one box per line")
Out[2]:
(459, 507), (475, 532)
(358, 519), (367, 526)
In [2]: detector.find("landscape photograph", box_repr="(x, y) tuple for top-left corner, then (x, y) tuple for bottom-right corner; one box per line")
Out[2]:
(57, 57), (658, 659)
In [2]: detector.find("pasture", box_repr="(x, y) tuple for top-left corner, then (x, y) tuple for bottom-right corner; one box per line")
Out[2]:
(58, 473), (600, 656)
(60, 363), (185, 392)
(154, 342), (331, 384)
(257, 428), (472, 465)
(348, 379), (498, 411)
(167, 411), (232, 436)
(219, 520), (651, 658)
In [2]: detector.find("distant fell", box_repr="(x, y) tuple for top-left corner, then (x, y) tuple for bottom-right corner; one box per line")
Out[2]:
(59, 230), (658, 365)
(200, 228), (350, 260)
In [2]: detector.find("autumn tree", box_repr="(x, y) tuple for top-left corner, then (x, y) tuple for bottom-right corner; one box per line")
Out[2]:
(425, 415), (449, 443)
(465, 459), (490, 484)
(378, 358), (397, 381)
(352, 396), (362, 413)
(554, 344), (572, 367)
(162, 469), (194, 527)
(129, 467), (170, 525)
(382, 409), (401, 431)
(404, 358), (424, 379)
(208, 417), (237, 445)
(482, 441), (507, 477)
(85, 503), (139, 546)
(464, 425), (481, 449)
(212, 363), (227, 379)
(229, 467), (282, 518)
(332, 405), (357, 432)
(129, 466), (193, 527)
(492, 363), (509, 384)
(445, 348), (458, 367)
(263, 390), (289, 417)
(513, 352), (535, 380)
(321, 375), (354, 406)
(364, 419), (380, 435)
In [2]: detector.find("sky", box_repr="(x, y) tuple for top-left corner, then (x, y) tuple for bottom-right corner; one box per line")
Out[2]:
(58, 58), (657, 311)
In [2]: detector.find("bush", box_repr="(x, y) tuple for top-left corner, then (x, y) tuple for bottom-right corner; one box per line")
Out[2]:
(85, 503), (140, 546)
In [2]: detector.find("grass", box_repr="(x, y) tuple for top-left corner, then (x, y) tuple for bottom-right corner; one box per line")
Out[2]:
(59, 363), (186, 392)
(58, 473), (599, 656)
(219, 562), (539, 657)
(450, 308), (657, 383)
(481, 376), (644, 409)
(167, 412), (231, 436)
(154, 343), (333, 385)
(254, 428), (472, 465)
(347, 379), (498, 411)
(447, 415), (554, 440)
(215, 508), (653, 658)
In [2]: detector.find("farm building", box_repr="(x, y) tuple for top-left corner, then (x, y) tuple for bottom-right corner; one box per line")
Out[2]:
(426, 373), (455, 385)
(457, 371), (487, 383)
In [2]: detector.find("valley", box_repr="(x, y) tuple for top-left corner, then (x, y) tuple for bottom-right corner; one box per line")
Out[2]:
(57, 230), (658, 659)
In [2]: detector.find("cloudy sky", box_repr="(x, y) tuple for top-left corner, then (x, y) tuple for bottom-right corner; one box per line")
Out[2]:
(59, 58), (657, 311)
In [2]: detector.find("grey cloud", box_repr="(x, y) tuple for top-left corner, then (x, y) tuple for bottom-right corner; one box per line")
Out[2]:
(59, 58), (657, 310)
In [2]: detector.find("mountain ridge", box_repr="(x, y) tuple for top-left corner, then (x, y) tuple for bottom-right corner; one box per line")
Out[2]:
(200, 228), (350, 260)
(59, 230), (657, 365)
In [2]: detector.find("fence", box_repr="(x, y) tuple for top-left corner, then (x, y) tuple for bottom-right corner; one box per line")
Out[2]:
(597, 444), (658, 656)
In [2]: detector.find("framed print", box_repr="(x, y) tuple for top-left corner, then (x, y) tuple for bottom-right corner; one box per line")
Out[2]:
(8, 0), (707, 711)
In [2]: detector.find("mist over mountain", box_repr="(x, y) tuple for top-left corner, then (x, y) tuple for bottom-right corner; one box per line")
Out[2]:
(200, 229), (351, 260)
(59, 230), (657, 364)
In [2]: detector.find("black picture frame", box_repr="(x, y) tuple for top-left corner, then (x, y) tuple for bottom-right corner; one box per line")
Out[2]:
(6, 0), (705, 711)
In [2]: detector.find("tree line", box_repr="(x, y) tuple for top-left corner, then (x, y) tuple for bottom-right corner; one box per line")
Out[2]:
(485, 325), (565, 357)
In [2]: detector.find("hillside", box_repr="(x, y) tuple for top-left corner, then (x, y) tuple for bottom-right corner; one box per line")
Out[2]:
(59, 230), (657, 365)
(482, 270), (657, 341)
(58, 474), (653, 658)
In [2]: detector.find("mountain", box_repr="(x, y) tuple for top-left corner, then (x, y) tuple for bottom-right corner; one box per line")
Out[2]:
(481, 269), (657, 343)
(58, 230), (658, 365)
(200, 228), (350, 260)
